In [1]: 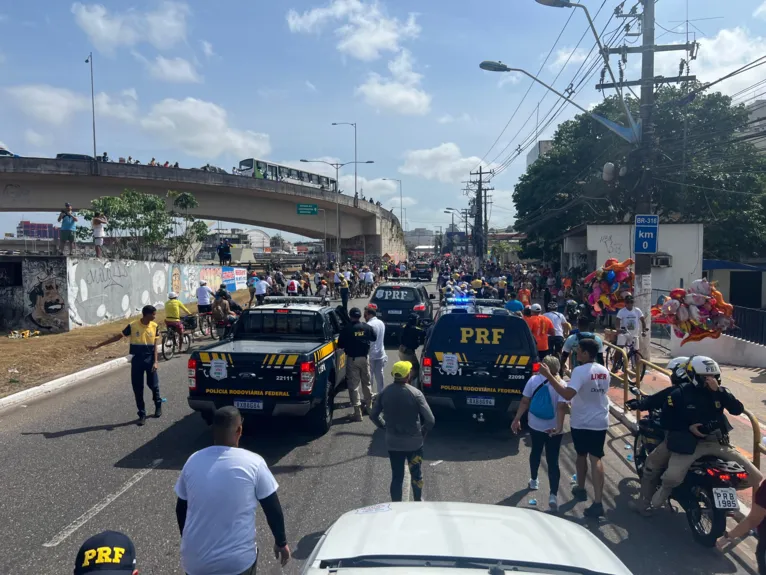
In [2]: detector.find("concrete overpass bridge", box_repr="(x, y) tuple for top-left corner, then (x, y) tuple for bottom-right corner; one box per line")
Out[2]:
(0, 158), (406, 260)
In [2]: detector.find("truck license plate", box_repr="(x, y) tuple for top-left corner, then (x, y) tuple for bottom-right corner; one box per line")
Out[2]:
(466, 396), (495, 407)
(712, 487), (738, 509)
(234, 400), (263, 410)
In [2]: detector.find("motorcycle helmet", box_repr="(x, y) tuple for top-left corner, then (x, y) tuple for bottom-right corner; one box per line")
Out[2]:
(686, 355), (721, 388)
(547, 301), (557, 310)
(666, 356), (690, 386)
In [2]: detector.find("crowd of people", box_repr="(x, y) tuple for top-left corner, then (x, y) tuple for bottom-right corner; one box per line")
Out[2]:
(73, 252), (766, 572)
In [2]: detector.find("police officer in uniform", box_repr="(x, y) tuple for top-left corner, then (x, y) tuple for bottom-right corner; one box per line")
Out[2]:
(399, 313), (426, 382)
(338, 307), (377, 421)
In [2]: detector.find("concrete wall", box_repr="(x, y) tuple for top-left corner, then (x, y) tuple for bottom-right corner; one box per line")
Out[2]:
(66, 258), (247, 329)
(707, 269), (766, 309)
(669, 332), (766, 369)
(21, 257), (69, 333)
(585, 223), (704, 292)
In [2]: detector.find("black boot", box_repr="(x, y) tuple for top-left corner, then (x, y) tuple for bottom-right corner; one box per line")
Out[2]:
(155, 403), (163, 418)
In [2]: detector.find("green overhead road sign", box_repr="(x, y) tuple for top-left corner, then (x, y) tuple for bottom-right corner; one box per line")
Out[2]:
(297, 203), (318, 215)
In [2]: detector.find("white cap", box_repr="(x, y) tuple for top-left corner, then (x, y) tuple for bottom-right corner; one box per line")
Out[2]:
(168, 291), (178, 299)
(531, 303), (542, 312)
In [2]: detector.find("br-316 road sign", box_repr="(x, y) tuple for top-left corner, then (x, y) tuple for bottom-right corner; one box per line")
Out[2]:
(634, 214), (658, 254)
(297, 203), (318, 215)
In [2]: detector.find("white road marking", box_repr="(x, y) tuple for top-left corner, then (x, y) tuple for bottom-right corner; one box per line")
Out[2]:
(43, 458), (163, 547)
(402, 459), (411, 502)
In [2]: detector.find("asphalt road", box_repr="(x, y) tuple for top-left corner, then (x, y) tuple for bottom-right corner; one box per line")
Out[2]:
(0, 284), (760, 575)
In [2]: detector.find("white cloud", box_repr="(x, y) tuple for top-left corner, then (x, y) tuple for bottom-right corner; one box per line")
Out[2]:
(5, 85), (89, 125)
(386, 195), (417, 207)
(71, 1), (189, 53)
(437, 113), (471, 124)
(497, 73), (520, 88)
(754, 2), (766, 20)
(656, 27), (766, 97)
(356, 49), (431, 115)
(148, 56), (202, 83)
(286, 0), (420, 61)
(201, 40), (215, 58)
(549, 46), (588, 71)
(95, 91), (138, 122)
(305, 80), (317, 92)
(24, 129), (53, 147)
(140, 98), (271, 159)
(399, 142), (488, 184)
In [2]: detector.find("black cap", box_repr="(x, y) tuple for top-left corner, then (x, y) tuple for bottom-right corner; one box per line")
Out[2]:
(349, 307), (362, 318)
(74, 531), (136, 574)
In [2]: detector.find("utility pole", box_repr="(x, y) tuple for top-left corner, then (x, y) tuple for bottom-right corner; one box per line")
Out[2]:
(469, 166), (493, 267)
(596, 0), (695, 361)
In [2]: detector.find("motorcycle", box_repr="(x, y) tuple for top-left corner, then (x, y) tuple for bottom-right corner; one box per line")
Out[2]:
(630, 386), (749, 547)
(214, 310), (241, 340)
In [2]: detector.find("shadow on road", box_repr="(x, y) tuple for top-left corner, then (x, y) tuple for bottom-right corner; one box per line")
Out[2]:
(21, 420), (139, 438)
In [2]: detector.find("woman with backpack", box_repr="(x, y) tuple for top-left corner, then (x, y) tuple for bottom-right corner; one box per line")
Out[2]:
(511, 355), (568, 511)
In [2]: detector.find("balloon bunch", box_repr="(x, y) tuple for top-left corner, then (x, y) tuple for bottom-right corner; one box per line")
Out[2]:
(583, 258), (635, 316)
(651, 278), (734, 346)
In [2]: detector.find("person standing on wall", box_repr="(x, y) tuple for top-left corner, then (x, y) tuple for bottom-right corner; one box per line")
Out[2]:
(91, 212), (108, 258)
(87, 305), (162, 426)
(58, 202), (78, 256)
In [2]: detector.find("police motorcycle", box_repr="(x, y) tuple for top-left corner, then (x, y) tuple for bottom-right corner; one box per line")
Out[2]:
(629, 357), (749, 547)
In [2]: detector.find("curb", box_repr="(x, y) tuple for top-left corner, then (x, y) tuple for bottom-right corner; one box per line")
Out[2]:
(0, 356), (130, 412)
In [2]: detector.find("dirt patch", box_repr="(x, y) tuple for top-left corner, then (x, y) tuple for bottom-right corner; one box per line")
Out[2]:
(0, 290), (254, 399)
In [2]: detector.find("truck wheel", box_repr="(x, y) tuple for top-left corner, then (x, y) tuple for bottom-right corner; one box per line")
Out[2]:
(200, 411), (214, 425)
(309, 381), (334, 435)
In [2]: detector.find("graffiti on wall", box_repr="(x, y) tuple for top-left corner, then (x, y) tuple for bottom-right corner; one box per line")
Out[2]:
(199, 266), (222, 291)
(23, 258), (68, 332)
(67, 259), (169, 327)
(168, 264), (201, 300)
(0, 286), (26, 331)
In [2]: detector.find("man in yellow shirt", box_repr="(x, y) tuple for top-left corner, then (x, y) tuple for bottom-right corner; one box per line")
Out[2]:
(497, 276), (508, 301)
(88, 305), (162, 425)
(165, 291), (191, 336)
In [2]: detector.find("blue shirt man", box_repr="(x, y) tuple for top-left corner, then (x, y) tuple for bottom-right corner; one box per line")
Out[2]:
(505, 293), (524, 313)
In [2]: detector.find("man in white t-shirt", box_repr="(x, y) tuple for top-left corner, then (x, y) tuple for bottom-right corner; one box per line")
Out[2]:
(543, 301), (570, 357)
(365, 305), (387, 395)
(511, 355), (568, 511)
(175, 407), (290, 575)
(255, 275), (269, 305)
(196, 280), (215, 314)
(540, 337), (610, 518)
(616, 294), (647, 346)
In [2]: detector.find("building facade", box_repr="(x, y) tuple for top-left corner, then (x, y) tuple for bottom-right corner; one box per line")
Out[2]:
(526, 140), (553, 168)
(16, 221), (60, 240)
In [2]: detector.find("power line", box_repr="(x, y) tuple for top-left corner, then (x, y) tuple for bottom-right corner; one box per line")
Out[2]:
(472, 8), (577, 171)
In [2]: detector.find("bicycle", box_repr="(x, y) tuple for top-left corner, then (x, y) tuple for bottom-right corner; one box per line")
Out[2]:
(609, 328), (646, 383)
(197, 312), (214, 338)
(161, 316), (194, 360)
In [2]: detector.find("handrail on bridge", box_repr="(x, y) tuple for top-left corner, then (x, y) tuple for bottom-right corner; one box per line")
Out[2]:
(602, 340), (764, 499)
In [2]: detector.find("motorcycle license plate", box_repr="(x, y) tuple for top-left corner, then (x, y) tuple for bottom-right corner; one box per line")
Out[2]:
(467, 396), (495, 407)
(712, 487), (739, 510)
(234, 400), (263, 411)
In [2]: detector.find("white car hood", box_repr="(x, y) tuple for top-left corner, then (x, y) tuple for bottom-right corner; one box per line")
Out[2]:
(308, 502), (632, 575)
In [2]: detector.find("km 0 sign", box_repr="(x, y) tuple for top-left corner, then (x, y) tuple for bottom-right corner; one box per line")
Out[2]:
(634, 214), (658, 254)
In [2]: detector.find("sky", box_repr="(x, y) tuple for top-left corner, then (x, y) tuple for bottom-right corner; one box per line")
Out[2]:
(1, 0), (765, 242)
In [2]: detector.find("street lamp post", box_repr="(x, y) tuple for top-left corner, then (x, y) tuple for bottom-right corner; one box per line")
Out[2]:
(332, 122), (358, 202)
(301, 158), (374, 262)
(317, 208), (327, 260)
(382, 178), (403, 227)
(480, 61), (639, 145)
(85, 53), (97, 160)
(533, 0), (639, 139)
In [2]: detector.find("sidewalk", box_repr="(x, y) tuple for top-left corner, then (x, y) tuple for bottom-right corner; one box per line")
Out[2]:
(0, 289), (253, 400)
(607, 345), (766, 506)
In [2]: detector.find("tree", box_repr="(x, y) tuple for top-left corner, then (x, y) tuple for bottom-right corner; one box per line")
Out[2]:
(513, 86), (766, 261)
(270, 233), (285, 251)
(76, 188), (209, 262)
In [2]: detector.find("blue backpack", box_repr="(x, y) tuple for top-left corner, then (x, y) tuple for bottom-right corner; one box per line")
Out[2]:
(529, 381), (555, 420)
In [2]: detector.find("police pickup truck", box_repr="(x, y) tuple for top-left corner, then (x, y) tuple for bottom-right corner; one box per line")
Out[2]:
(187, 297), (348, 434)
(420, 297), (539, 420)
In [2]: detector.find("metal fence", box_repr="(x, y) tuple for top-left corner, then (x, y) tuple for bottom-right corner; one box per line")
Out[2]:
(652, 288), (766, 347)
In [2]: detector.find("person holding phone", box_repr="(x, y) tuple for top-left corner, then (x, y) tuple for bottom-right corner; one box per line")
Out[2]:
(58, 202), (78, 256)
